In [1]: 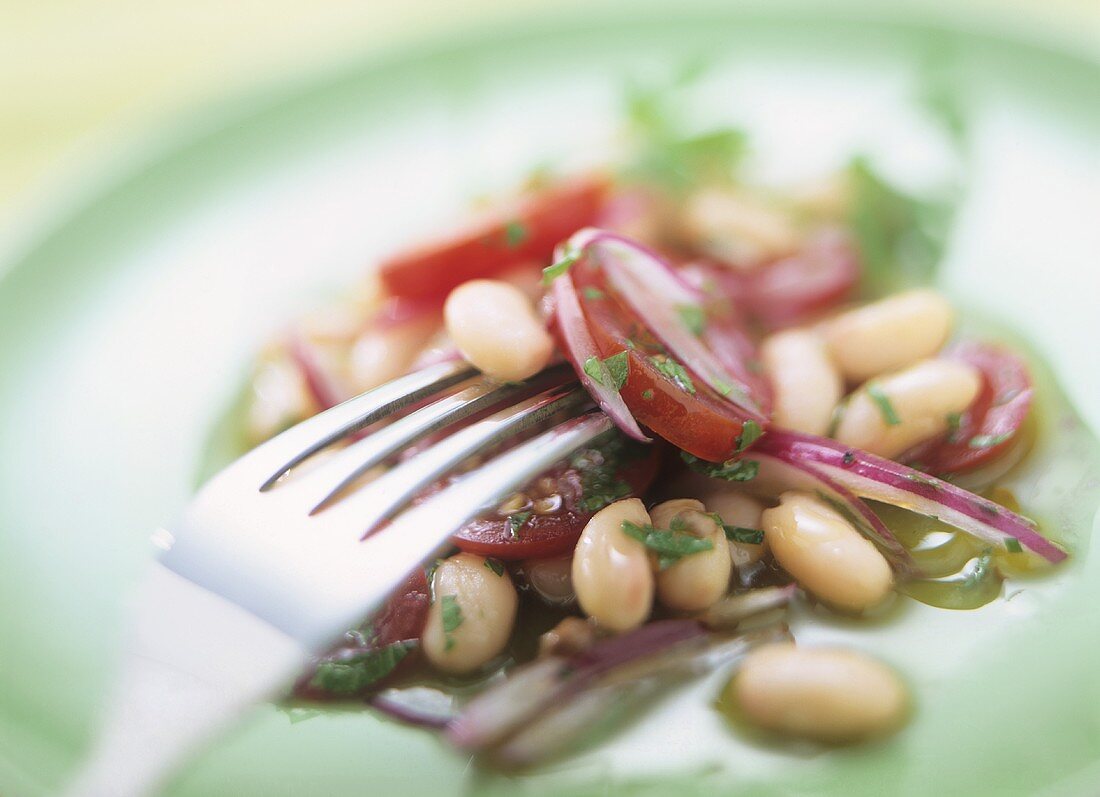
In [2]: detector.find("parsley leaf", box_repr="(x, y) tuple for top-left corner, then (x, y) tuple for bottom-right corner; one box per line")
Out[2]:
(1004, 537), (1023, 554)
(508, 510), (532, 538)
(484, 558), (505, 576)
(723, 525), (765, 545)
(946, 411), (963, 442)
(571, 440), (641, 513)
(440, 594), (464, 651)
(676, 304), (706, 336)
(736, 419), (763, 452)
(641, 389), (654, 400)
(584, 352), (630, 392)
(968, 432), (1014, 449)
(621, 520), (714, 570)
(680, 451), (759, 481)
(542, 247), (580, 285)
(504, 220), (529, 249)
(308, 641), (414, 694)
(649, 355), (696, 394)
(867, 381), (901, 426)
(582, 286), (605, 300)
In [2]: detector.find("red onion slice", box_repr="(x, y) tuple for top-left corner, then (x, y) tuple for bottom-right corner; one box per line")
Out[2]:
(756, 430), (1066, 563)
(551, 268), (650, 442)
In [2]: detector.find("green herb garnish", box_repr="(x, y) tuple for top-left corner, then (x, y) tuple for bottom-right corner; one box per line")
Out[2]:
(680, 451), (758, 482)
(542, 247), (580, 285)
(946, 411), (963, 442)
(571, 439), (643, 513)
(649, 355), (696, 394)
(484, 558), (505, 576)
(676, 304), (706, 336)
(508, 510), (532, 538)
(308, 641), (414, 694)
(723, 525), (765, 545)
(1004, 538), (1023, 554)
(968, 432), (1013, 449)
(582, 286), (605, 300)
(441, 594), (464, 651)
(504, 220), (529, 249)
(621, 519), (714, 570)
(583, 352), (629, 392)
(867, 381), (901, 426)
(736, 419), (763, 452)
(641, 389), (654, 400)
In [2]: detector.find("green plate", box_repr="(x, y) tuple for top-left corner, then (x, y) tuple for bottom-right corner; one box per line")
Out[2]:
(2, 6), (1099, 796)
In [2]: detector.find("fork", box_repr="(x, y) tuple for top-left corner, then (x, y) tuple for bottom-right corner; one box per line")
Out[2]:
(64, 359), (607, 797)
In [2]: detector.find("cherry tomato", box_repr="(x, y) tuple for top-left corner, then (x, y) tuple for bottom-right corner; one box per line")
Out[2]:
(683, 229), (858, 330)
(572, 265), (762, 462)
(452, 441), (661, 560)
(904, 341), (1033, 476)
(378, 176), (607, 301)
(296, 568), (430, 699)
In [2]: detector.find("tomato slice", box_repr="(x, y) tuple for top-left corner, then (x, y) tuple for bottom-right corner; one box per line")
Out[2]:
(296, 568), (431, 699)
(571, 264), (762, 462)
(378, 176), (607, 301)
(904, 341), (1034, 476)
(452, 440), (661, 560)
(683, 229), (858, 330)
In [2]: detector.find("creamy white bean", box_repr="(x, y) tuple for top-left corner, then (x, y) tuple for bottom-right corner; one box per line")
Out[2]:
(444, 279), (554, 382)
(762, 491), (893, 612)
(823, 289), (953, 381)
(649, 499), (732, 612)
(422, 553), (518, 674)
(682, 188), (802, 270)
(523, 555), (575, 607)
(572, 498), (655, 632)
(761, 328), (843, 435)
(349, 315), (440, 392)
(732, 643), (908, 742)
(834, 358), (982, 459)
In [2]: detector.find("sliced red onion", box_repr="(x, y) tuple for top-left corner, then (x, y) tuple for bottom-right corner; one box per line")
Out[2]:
(370, 687), (458, 729)
(756, 430), (1067, 563)
(446, 620), (705, 752)
(287, 332), (343, 411)
(750, 451), (919, 578)
(568, 228), (767, 422)
(550, 268), (650, 442)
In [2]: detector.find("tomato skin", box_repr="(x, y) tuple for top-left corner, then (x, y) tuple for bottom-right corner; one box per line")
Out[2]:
(295, 568), (430, 699)
(452, 445), (661, 560)
(378, 177), (607, 301)
(572, 268), (758, 462)
(904, 341), (1033, 475)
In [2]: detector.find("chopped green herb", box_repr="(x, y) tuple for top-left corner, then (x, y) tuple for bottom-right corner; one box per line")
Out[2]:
(621, 520), (714, 570)
(641, 389), (654, 400)
(842, 451), (855, 466)
(582, 286), (606, 300)
(504, 220), (529, 249)
(571, 439), (643, 513)
(308, 641), (414, 694)
(542, 248), (580, 285)
(584, 352), (629, 392)
(623, 338), (637, 350)
(736, 420), (763, 452)
(508, 510), (532, 538)
(724, 525), (765, 545)
(484, 558), (505, 577)
(440, 594), (464, 651)
(583, 356), (605, 386)
(1004, 538), (1023, 554)
(968, 432), (1013, 449)
(867, 381), (901, 426)
(680, 451), (759, 482)
(676, 304), (706, 336)
(649, 355), (696, 394)
(946, 411), (963, 442)
(713, 378), (735, 397)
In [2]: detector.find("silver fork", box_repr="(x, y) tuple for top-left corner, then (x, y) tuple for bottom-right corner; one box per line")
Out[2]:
(65, 359), (607, 797)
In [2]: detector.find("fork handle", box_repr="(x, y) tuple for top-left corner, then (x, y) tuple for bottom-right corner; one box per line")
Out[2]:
(63, 561), (307, 797)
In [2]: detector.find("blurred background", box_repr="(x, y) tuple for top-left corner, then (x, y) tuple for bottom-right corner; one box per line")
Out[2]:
(1, 0), (1097, 241)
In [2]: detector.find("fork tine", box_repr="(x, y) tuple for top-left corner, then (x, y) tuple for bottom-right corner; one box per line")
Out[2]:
(304, 363), (577, 513)
(317, 384), (591, 533)
(256, 359), (476, 490)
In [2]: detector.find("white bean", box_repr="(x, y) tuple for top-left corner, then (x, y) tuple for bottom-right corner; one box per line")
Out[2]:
(572, 498), (655, 632)
(834, 358), (982, 459)
(762, 491), (893, 612)
(444, 279), (554, 382)
(350, 315), (439, 393)
(523, 555), (575, 607)
(761, 329), (843, 435)
(422, 553), (518, 674)
(823, 289), (954, 381)
(731, 643), (908, 742)
(650, 499), (732, 612)
(682, 188), (802, 270)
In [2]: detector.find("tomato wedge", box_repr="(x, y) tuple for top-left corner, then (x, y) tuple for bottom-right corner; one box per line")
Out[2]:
(904, 341), (1034, 476)
(570, 265), (763, 462)
(378, 176), (607, 301)
(452, 440), (660, 560)
(296, 568), (430, 699)
(683, 229), (858, 330)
